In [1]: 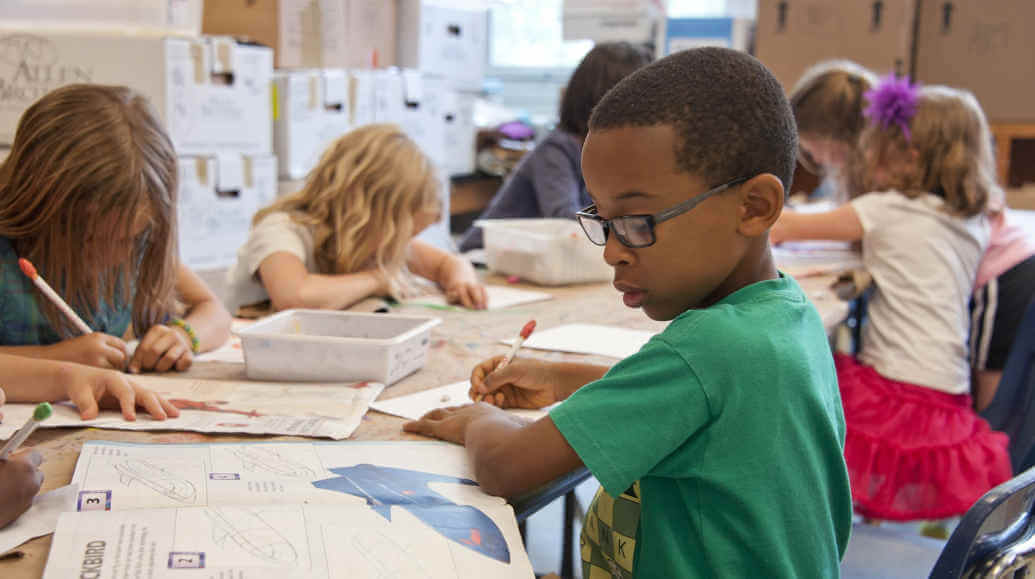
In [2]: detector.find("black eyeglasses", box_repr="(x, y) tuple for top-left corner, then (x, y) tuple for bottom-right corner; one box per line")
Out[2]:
(575, 177), (749, 248)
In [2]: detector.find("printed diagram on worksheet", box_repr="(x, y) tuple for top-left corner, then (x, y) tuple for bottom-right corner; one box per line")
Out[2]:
(50, 441), (534, 578)
(0, 375), (385, 440)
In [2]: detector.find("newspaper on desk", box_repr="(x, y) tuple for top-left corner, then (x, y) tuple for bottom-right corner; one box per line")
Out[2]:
(0, 375), (384, 440)
(42, 441), (534, 578)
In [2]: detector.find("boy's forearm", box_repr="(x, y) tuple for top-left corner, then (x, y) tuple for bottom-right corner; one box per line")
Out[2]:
(465, 413), (584, 498)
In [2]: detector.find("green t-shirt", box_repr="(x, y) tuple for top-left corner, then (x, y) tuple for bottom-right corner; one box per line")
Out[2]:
(550, 274), (852, 578)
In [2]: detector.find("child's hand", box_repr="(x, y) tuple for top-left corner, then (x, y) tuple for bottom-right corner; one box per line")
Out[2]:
(47, 333), (128, 370)
(403, 403), (504, 444)
(128, 324), (193, 374)
(469, 356), (560, 409)
(441, 257), (487, 310)
(0, 449), (43, 529)
(56, 363), (180, 421)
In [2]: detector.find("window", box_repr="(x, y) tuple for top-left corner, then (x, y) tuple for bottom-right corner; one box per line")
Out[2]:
(489, 0), (593, 71)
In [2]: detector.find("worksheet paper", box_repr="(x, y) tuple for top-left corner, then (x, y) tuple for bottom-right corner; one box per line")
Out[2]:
(0, 375), (384, 440)
(503, 323), (654, 359)
(772, 240), (863, 273)
(371, 381), (554, 422)
(0, 484), (77, 555)
(404, 285), (553, 311)
(44, 441), (534, 578)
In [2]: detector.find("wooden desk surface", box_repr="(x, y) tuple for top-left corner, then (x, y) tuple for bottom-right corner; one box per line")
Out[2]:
(1, 274), (847, 577)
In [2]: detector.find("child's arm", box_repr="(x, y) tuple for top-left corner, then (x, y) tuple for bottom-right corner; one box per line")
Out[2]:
(0, 334), (129, 370)
(468, 356), (609, 409)
(770, 205), (864, 244)
(257, 252), (386, 311)
(0, 449), (43, 529)
(407, 240), (487, 310)
(405, 406), (583, 497)
(0, 353), (179, 421)
(128, 265), (232, 373)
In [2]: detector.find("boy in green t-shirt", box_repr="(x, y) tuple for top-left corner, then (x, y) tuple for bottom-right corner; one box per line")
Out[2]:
(405, 47), (852, 577)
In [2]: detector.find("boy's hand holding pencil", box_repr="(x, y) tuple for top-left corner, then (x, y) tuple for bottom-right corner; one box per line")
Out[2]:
(468, 355), (561, 410)
(0, 390), (44, 529)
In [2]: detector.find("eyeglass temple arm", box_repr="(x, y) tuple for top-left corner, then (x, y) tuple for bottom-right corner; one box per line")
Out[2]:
(653, 178), (749, 224)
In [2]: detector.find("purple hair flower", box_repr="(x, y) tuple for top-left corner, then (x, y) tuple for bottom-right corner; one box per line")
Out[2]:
(864, 74), (919, 141)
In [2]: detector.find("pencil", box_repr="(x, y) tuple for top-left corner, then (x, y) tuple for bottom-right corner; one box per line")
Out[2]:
(0, 403), (53, 460)
(477, 320), (536, 402)
(18, 258), (92, 335)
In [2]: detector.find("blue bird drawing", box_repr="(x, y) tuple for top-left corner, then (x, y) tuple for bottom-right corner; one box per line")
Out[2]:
(312, 464), (511, 563)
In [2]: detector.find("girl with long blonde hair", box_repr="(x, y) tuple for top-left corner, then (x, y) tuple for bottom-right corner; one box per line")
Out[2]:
(227, 124), (486, 313)
(773, 80), (1011, 521)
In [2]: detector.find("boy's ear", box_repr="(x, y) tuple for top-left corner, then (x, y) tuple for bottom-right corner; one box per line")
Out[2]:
(736, 174), (785, 237)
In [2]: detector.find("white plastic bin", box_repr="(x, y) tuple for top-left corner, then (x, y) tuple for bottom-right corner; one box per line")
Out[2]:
(237, 310), (441, 385)
(476, 219), (613, 285)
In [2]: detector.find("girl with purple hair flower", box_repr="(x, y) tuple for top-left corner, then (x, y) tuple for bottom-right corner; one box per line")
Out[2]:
(772, 77), (1011, 521)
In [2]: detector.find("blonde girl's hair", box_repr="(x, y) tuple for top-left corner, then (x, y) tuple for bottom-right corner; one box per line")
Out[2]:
(790, 60), (879, 142)
(858, 85), (997, 217)
(0, 84), (179, 338)
(254, 124), (440, 297)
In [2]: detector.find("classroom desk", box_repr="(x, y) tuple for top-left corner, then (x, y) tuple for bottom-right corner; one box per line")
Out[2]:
(0, 274), (848, 578)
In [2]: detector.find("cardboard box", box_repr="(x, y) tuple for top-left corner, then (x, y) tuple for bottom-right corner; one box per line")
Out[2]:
(914, 0), (1035, 123)
(350, 69), (379, 126)
(273, 69), (352, 179)
(755, 0), (917, 92)
(203, 0), (394, 69)
(415, 169), (454, 251)
(664, 18), (753, 54)
(397, 0), (487, 91)
(178, 154), (278, 270)
(0, 0), (201, 36)
(563, 0), (665, 45)
(441, 90), (477, 176)
(0, 32), (272, 155)
(321, 0), (396, 68)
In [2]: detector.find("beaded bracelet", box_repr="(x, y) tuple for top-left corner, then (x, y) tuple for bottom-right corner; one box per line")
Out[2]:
(168, 318), (200, 354)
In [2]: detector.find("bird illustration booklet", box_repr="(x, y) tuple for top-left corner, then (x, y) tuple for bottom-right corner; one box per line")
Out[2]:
(43, 441), (534, 578)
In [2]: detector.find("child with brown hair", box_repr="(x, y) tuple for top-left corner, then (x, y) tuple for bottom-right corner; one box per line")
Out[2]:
(0, 84), (231, 375)
(227, 124), (486, 312)
(773, 79), (1012, 520)
(458, 42), (653, 251)
(789, 60), (877, 199)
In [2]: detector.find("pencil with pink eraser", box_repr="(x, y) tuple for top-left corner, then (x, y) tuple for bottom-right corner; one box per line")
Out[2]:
(501, 320), (537, 368)
(476, 320), (536, 402)
(18, 258), (92, 335)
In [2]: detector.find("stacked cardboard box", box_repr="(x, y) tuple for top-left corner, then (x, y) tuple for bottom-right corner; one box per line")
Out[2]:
(755, 0), (917, 92)
(0, 20), (277, 270)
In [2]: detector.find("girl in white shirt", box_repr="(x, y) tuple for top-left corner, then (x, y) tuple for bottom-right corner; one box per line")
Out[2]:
(227, 125), (486, 313)
(772, 80), (1011, 521)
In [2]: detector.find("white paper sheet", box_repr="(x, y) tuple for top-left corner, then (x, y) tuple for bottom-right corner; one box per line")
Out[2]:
(45, 441), (535, 578)
(404, 285), (553, 311)
(772, 240), (862, 272)
(503, 323), (654, 359)
(0, 484), (77, 555)
(371, 381), (552, 422)
(0, 375), (384, 441)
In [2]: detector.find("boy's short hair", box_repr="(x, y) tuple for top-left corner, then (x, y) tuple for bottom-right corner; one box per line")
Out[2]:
(589, 47), (797, 193)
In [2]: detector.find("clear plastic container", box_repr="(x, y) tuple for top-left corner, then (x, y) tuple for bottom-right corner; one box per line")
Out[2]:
(476, 219), (612, 285)
(237, 310), (440, 385)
